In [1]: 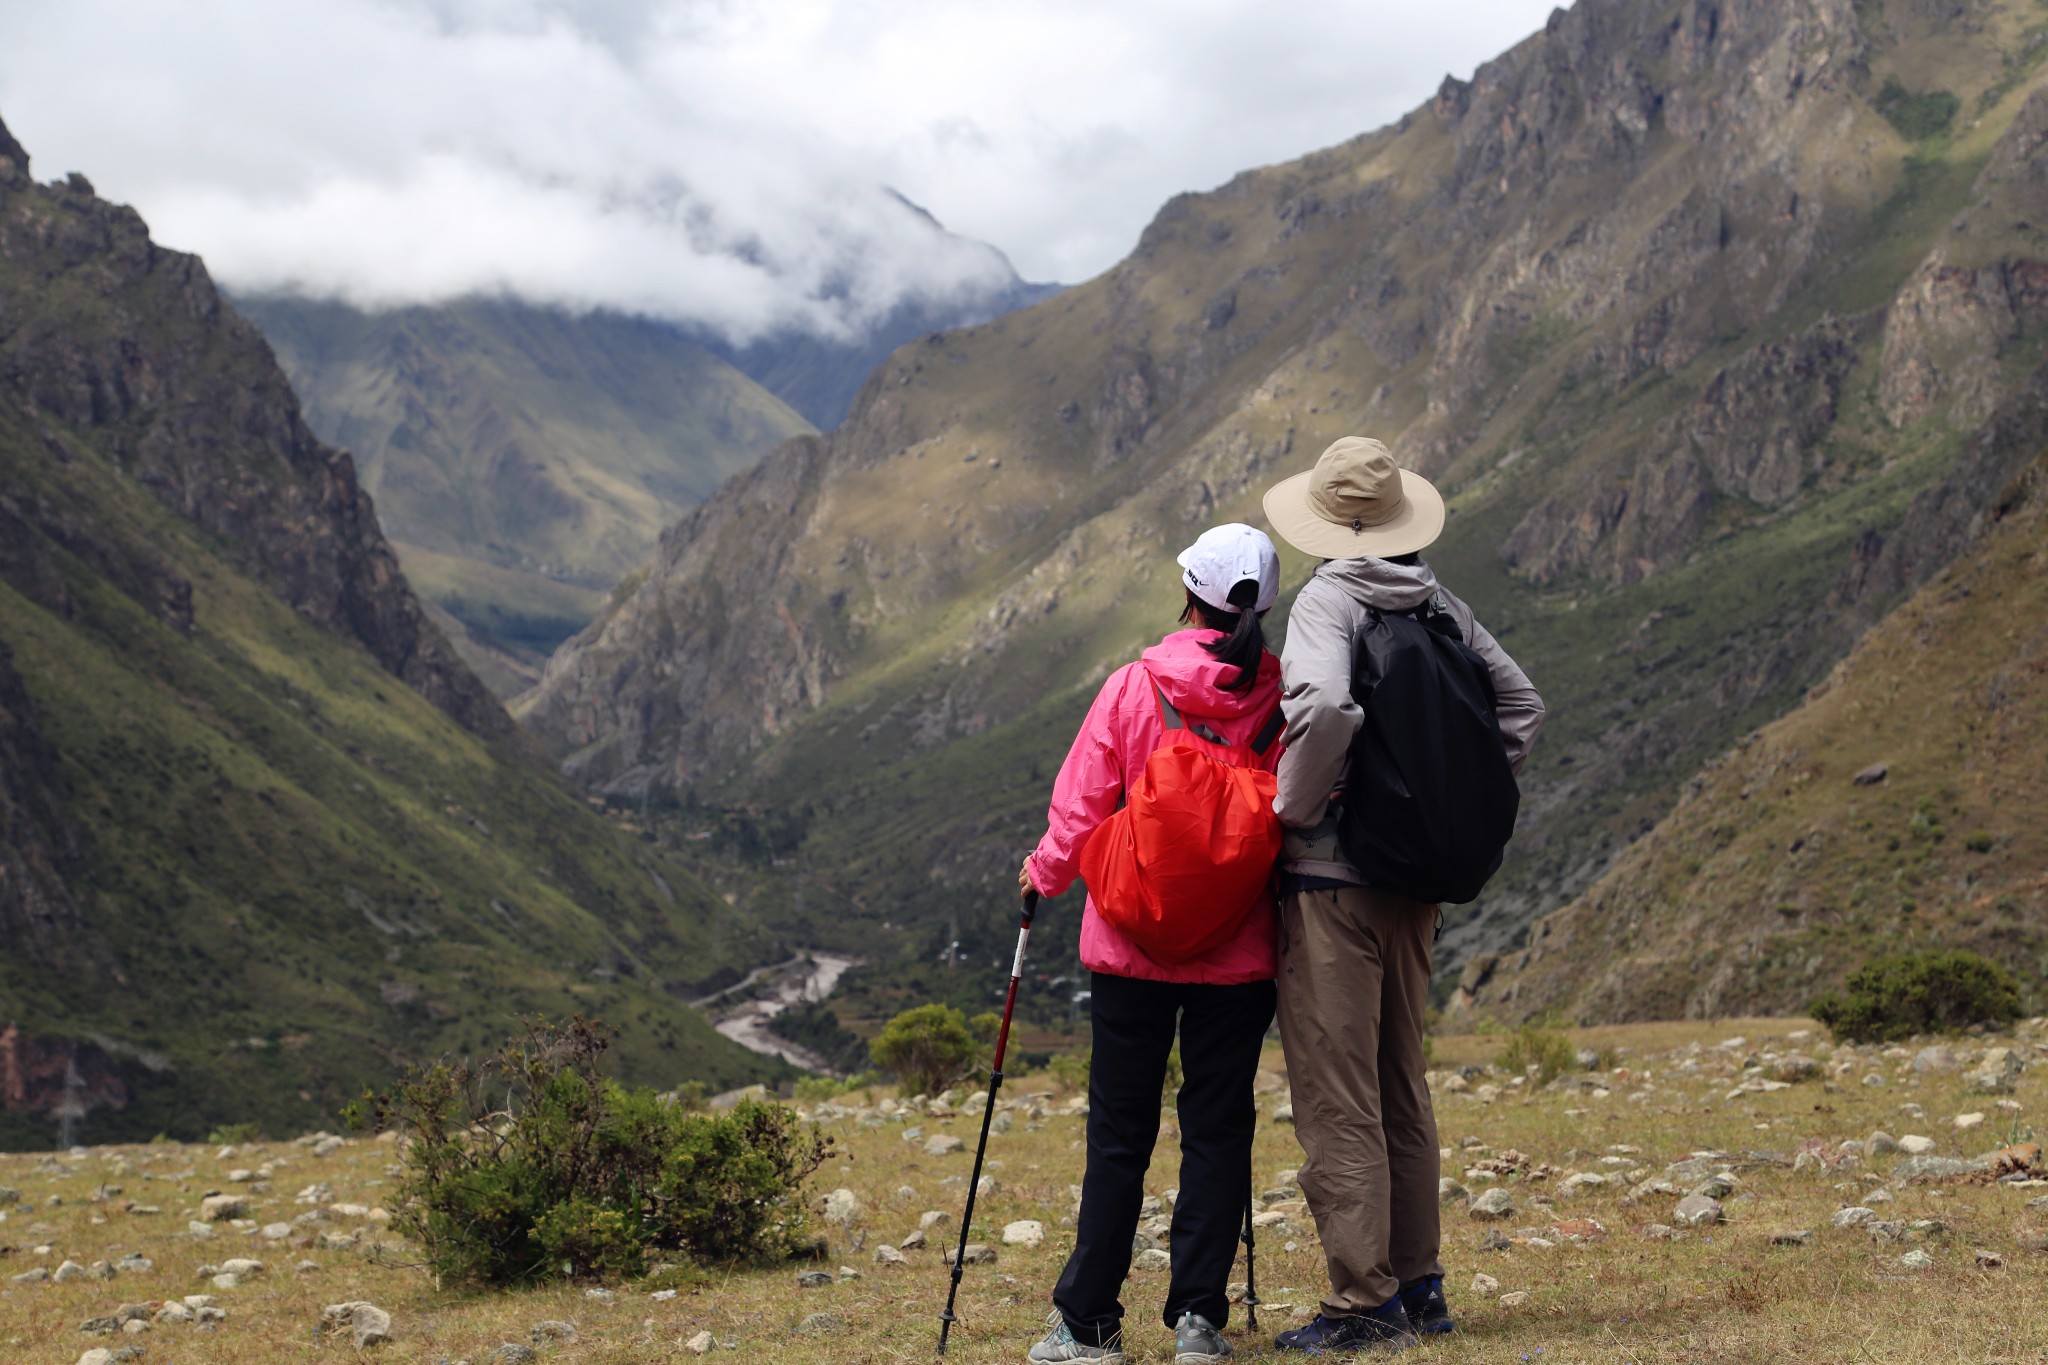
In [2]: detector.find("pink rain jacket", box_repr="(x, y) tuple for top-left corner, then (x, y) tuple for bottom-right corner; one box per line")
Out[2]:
(1025, 629), (1283, 985)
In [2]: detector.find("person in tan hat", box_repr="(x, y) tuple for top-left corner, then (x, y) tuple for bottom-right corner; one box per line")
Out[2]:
(1261, 436), (1545, 1353)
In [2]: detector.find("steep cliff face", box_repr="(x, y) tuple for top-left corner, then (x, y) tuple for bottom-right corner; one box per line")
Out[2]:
(1473, 363), (2048, 1020)
(524, 0), (2048, 980)
(0, 118), (776, 1146)
(0, 138), (504, 737)
(237, 295), (816, 689)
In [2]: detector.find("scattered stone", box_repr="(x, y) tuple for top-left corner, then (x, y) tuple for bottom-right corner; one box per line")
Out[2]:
(1975, 1249), (2005, 1269)
(211, 1272), (242, 1290)
(1471, 1272), (1500, 1297)
(977, 1175), (1000, 1199)
(946, 1243), (997, 1266)
(901, 1228), (928, 1250)
(1469, 1188), (1515, 1220)
(114, 1254), (151, 1273)
(873, 1245), (908, 1265)
(1866, 1189), (1893, 1205)
(1134, 1248), (1172, 1272)
(1953, 1112), (1985, 1131)
(685, 1328), (715, 1354)
(200, 1193), (249, 1221)
(311, 1136), (346, 1157)
(1912, 1046), (1958, 1074)
(531, 1320), (577, 1344)
(923, 1135), (965, 1157)
(1967, 1049), (2025, 1095)
(1852, 762), (1887, 786)
(220, 1257), (264, 1277)
(1640, 1224), (1677, 1241)
(1439, 1178), (1470, 1206)
(1867, 1132), (1901, 1156)
(1898, 1136), (1937, 1156)
(1002, 1220), (1045, 1248)
(261, 1222), (293, 1240)
(53, 1259), (87, 1282)
(796, 1270), (834, 1289)
(486, 1346), (538, 1365)
(350, 1304), (393, 1348)
(296, 1260), (320, 1272)
(10, 1266), (49, 1284)
(1900, 1249), (1935, 1270)
(1272, 1103), (1294, 1124)
(795, 1311), (845, 1335)
(81, 1316), (121, 1336)
(1893, 1155), (1989, 1183)
(154, 1303), (194, 1324)
(1866, 1220), (1907, 1242)
(1771, 1229), (1813, 1246)
(1480, 1228), (1512, 1252)
(187, 1221), (215, 1239)
(1830, 1207), (1878, 1229)
(919, 1209), (952, 1230)
(1672, 1194), (1724, 1227)
(821, 1188), (863, 1226)
(1498, 1291), (1532, 1308)
(76, 1353), (117, 1365)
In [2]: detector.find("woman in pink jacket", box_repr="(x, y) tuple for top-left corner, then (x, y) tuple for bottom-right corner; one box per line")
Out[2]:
(1019, 523), (1283, 1365)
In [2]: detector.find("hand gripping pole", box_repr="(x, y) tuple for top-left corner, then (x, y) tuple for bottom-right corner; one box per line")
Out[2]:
(936, 887), (1038, 1355)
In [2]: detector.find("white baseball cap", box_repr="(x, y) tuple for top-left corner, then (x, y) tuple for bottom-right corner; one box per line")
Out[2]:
(1177, 523), (1281, 614)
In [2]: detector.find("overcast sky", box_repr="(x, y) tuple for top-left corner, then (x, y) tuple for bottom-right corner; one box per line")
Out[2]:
(0, 0), (1558, 342)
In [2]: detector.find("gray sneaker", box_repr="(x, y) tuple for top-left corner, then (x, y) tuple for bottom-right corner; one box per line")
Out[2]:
(1175, 1311), (1234, 1365)
(1027, 1309), (1125, 1363)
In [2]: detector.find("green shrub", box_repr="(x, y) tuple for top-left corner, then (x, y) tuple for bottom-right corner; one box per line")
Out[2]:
(206, 1122), (263, 1145)
(1875, 76), (1959, 141)
(870, 1004), (984, 1096)
(767, 1000), (873, 1076)
(1496, 1023), (1576, 1087)
(1810, 950), (2023, 1042)
(1046, 1049), (1090, 1094)
(361, 1016), (829, 1286)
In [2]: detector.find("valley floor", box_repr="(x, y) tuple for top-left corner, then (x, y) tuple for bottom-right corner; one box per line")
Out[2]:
(2, 1016), (2045, 1364)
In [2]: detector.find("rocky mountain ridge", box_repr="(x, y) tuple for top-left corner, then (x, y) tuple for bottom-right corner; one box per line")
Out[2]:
(521, 0), (2048, 993)
(0, 117), (777, 1144)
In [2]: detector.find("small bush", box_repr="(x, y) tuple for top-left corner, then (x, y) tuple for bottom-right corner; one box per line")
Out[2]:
(870, 1004), (984, 1096)
(361, 1016), (829, 1286)
(1046, 1049), (1090, 1094)
(207, 1122), (263, 1145)
(1875, 76), (1959, 140)
(1496, 1023), (1576, 1087)
(1810, 950), (2022, 1042)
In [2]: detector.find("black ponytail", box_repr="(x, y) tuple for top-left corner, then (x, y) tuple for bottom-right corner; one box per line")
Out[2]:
(1179, 580), (1267, 694)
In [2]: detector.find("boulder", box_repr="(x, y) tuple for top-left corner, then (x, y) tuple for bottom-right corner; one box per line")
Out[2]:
(350, 1304), (393, 1349)
(1672, 1194), (1724, 1227)
(1468, 1188), (1515, 1220)
(1967, 1048), (2025, 1095)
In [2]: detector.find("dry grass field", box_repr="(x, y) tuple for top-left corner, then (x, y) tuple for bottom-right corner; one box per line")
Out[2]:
(4, 1015), (2046, 1365)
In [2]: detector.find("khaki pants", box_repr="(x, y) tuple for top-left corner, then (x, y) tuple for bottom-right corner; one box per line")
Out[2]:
(1276, 885), (1442, 1316)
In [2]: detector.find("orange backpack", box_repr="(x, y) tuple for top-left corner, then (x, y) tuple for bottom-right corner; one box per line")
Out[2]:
(1080, 677), (1285, 964)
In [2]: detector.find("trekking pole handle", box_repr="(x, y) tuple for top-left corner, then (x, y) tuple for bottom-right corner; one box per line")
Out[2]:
(1021, 887), (1039, 925)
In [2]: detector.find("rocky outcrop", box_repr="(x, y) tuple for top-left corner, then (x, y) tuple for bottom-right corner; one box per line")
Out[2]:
(0, 117), (505, 738)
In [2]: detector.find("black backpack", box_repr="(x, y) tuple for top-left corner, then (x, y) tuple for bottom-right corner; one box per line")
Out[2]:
(1334, 593), (1520, 904)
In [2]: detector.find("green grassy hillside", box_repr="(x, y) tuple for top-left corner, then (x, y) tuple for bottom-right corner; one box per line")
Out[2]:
(523, 0), (2048, 1019)
(236, 296), (813, 684)
(1475, 371), (2048, 1021)
(0, 124), (781, 1148)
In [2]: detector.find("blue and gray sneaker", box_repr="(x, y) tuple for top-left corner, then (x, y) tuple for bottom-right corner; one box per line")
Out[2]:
(1274, 1299), (1417, 1353)
(1398, 1275), (1454, 1334)
(1174, 1311), (1234, 1364)
(1027, 1310), (1125, 1363)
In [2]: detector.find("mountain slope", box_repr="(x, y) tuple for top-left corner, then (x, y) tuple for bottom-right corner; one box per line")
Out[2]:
(0, 120), (778, 1147)
(234, 296), (814, 690)
(1472, 367), (2048, 1020)
(521, 0), (2048, 997)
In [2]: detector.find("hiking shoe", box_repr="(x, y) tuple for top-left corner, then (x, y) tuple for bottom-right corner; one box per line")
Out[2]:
(1027, 1310), (1124, 1363)
(1175, 1311), (1234, 1364)
(1273, 1300), (1417, 1353)
(1398, 1275), (1454, 1335)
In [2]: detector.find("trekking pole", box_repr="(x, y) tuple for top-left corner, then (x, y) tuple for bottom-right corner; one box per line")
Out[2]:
(937, 886), (1039, 1356)
(1241, 1174), (1261, 1332)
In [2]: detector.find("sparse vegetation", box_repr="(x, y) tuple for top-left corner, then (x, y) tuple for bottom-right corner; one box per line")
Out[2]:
(1810, 950), (2023, 1042)
(363, 1017), (829, 1285)
(1496, 1022), (1579, 1087)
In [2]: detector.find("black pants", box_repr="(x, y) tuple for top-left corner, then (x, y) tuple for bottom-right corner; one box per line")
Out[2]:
(1052, 971), (1277, 1346)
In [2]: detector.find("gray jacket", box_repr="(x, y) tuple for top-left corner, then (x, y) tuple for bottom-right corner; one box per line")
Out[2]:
(1275, 557), (1545, 881)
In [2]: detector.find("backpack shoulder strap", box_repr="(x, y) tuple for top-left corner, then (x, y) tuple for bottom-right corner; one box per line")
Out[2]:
(1249, 704), (1286, 756)
(1150, 678), (1231, 746)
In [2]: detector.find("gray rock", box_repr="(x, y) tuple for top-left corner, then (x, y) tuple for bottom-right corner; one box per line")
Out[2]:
(1911, 1047), (1958, 1074)
(950, 1243), (997, 1266)
(821, 1188), (862, 1226)
(1640, 1224), (1677, 1241)
(1770, 1229), (1813, 1246)
(1867, 1220), (1907, 1242)
(1134, 1248), (1173, 1272)
(1866, 1131), (1901, 1155)
(486, 1347), (538, 1365)
(1690, 1174), (1736, 1200)
(795, 1313), (845, 1335)
(76, 1352), (117, 1365)
(53, 1259), (87, 1282)
(114, 1254), (152, 1273)
(0, 1185), (18, 1205)
(1966, 1048), (2024, 1095)
(1469, 1188), (1515, 1220)
(684, 1329), (716, 1354)
(795, 1270), (834, 1289)
(923, 1135), (964, 1157)
(198, 1194), (246, 1222)
(1898, 1135), (1937, 1156)
(1829, 1206), (1878, 1229)
(10, 1266), (49, 1284)
(350, 1304), (393, 1349)
(530, 1320), (576, 1344)
(81, 1316), (121, 1336)
(1853, 763), (1888, 786)
(1673, 1194), (1724, 1227)
(873, 1245), (908, 1265)
(900, 1228), (928, 1249)
(1439, 1178), (1470, 1206)
(1900, 1249), (1935, 1270)
(1892, 1155), (1988, 1183)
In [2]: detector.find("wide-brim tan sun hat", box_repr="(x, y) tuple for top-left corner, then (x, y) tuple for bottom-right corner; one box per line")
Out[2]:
(1263, 435), (1446, 560)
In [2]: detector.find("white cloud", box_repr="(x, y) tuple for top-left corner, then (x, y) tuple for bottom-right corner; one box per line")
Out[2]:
(0, 0), (1558, 340)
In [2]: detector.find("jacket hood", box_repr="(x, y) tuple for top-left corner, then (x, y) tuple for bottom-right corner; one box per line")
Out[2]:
(1139, 629), (1282, 719)
(1310, 556), (1442, 610)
